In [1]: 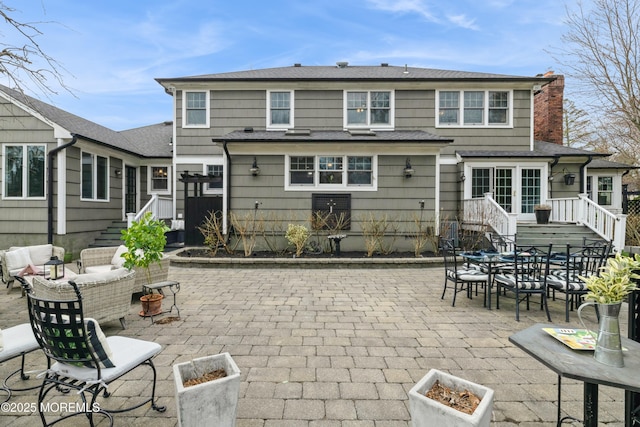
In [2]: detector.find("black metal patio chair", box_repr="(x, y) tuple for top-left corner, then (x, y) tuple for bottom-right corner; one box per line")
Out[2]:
(440, 238), (489, 307)
(25, 280), (166, 426)
(545, 241), (611, 322)
(494, 244), (553, 321)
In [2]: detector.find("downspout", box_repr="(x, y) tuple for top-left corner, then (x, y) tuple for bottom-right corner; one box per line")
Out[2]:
(548, 155), (560, 199)
(47, 134), (78, 244)
(579, 155), (593, 194)
(213, 139), (232, 234)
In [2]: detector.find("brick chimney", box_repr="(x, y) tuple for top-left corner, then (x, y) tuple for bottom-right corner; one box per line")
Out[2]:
(534, 71), (564, 145)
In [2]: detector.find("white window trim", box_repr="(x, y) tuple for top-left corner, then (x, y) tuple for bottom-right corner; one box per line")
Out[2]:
(147, 165), (171, 195)
(436, 89), (513, 128)
(284, 154), (378, 192)
(266, 90), (294, 130)
(203, 160), (224, 195)
(182, 90), (210, 128)
(462, 161), (548, 219)
(343, 90), (395, 130)
(80, 150), (110, 202)
(2, 143), (47, 200)
(586, 172), (620, 208)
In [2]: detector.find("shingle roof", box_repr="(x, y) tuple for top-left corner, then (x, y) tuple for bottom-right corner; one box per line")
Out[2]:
(457, 141), (613, 160)
(157, 64), (553, 83)
(218, 129), (453, 143)
(0, 85), (172, 158)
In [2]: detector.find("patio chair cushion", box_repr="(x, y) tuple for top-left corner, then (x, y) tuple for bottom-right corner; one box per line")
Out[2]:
(0, 328), (3, 352)
(48, 317), (115, 369)
(4, 247), (33, 273)
(495, 273), (545, 290)
(545, 274), (587, 291)
(0, 324), (38, 361)
(50, 336), (161, 383)
(447, 268), (488, 282)
(110, 245), (128, 268)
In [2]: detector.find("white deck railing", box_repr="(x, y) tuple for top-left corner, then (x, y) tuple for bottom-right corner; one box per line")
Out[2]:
(126, 194), (173, 227)
(463, 193), (627, 252)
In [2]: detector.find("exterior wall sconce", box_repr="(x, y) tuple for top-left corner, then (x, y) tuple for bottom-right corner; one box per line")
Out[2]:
(564, 173), (576, 186)
(250, 157), (260, 176)
(403, 158), (414, 178)
(114, 168), (122, 178)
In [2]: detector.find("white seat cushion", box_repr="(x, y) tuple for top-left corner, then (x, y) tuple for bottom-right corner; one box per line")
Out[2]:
(84, 265), (115, 275)
(110, 245), (128, 268)
(50, 336), (161, 383)
(0, 324), (39, 362)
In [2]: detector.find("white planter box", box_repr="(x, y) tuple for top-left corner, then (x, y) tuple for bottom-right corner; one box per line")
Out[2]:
(409, 369), (494, 427)
(173, 352), (241, 427)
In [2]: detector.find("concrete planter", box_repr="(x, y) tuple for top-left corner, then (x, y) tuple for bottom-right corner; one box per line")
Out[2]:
(409, 369), (494, 427)
(173, 352), (241, 427)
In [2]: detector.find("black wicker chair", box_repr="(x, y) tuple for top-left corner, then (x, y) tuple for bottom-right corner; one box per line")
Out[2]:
(25, 281), (166, 426)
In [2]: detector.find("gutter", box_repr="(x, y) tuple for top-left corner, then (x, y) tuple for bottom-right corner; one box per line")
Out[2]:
(579, 155), (594, 194)
(48, 135), (78, 244)
(548, 155), (560, 198)
(212, 139), (232, 233)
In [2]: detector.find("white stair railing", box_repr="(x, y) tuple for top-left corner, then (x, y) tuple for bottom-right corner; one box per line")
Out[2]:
(127, 194), (173, 227)
(461, 193), (517, 236)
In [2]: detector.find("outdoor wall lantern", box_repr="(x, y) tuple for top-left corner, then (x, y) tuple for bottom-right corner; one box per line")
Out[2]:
(404, 158), (414, 178)
(250, 157), (260, 176)
(564, 173), (576, 186)
(114, 168), (122, 178)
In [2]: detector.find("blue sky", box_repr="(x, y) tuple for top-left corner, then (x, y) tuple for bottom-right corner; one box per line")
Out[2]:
(2, 0), (577, 130)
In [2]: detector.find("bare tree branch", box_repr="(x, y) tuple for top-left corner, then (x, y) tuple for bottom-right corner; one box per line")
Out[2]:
(0, 1), (71, 98)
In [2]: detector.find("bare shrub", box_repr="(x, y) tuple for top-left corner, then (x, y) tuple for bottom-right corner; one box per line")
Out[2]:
(359, 213), (398, 257)
(197, 210), (231, 255)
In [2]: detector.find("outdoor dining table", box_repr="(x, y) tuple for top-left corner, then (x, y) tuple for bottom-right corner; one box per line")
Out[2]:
(509, 323), (640, 427)
(458, 250), (510, 310)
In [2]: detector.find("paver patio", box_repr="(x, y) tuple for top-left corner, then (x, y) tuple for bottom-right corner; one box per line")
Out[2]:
(0, 264), (630, 426)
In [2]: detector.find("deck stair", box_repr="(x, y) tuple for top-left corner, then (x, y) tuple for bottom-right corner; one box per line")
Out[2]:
(88, 220), (127, 248)
(515, 223), (605, 248)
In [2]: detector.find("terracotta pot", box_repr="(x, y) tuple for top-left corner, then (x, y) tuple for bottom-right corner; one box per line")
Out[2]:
(140, 293), (164, 317)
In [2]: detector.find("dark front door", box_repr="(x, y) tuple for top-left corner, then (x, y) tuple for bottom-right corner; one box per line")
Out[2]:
(125, 166), (137, 214)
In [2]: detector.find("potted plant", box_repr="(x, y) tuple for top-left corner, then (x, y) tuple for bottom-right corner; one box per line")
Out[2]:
(533, 204), (551, 224)
(121, 212), (170, 314)
(578, 252), (640, 367)
(173, 352), (241, 427)
(408, 368), (494, 427)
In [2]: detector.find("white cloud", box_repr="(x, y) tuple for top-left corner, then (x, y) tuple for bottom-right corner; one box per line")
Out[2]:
(447, 14), (479, 30)
(366, 0), (438, 22)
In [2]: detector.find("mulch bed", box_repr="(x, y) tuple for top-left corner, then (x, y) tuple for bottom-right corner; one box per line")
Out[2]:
(425, 380), (482, 415)
(183, 369), (227, 387)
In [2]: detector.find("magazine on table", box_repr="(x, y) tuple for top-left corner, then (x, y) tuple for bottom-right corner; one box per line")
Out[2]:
(542, 327), (596, 350)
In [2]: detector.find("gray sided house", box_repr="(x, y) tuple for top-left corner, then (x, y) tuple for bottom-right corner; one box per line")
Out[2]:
(156, 63), (635, 252)
(0, 85), (173, 256)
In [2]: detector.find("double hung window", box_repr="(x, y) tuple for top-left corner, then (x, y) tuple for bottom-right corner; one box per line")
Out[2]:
(437, 90), (511, 127)
(345, 91), (393, 128)
(267, 91), (293, 129)
(149, 166), (170, 194)
(3, 144), (45, 199)
(204, 164), (223, 193)
(184, 91), (208, 127)
(288, 155), (375, 190)
(81, 151), (108, 201)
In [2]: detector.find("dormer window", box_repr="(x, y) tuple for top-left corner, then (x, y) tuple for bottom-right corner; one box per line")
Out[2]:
(344, 90), (394, 129)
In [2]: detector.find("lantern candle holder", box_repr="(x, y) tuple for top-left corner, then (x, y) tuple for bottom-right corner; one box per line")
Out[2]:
(44, 256), (65, 280)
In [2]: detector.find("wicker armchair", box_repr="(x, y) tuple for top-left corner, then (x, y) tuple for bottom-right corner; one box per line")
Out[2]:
(31, 268), (136, 329)
(79, 246), (170, 291)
